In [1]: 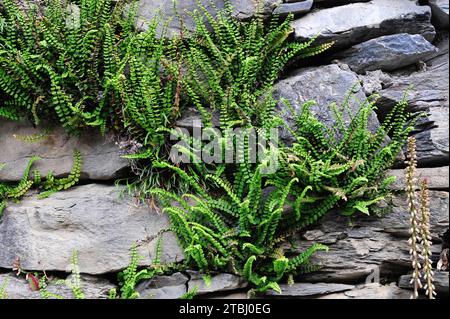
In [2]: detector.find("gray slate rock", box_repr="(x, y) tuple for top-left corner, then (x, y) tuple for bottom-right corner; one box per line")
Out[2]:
(188, 272), (248, 295)
(266, 282), (354, 298)
(292, 0), (436, 49)
(430, 0), (449, 29)
(357, 70), (394, 96)
(136, 272), (188, 299)
(46, 275), (116, 299)
(291, 191), (449, 284)
(333, 34), (438, 73)
(388, 167), (449, 191)
(273, 0), (313, 16)
(319, 283), (412, 299)
(312, 0), (371, 5)
(377, 34), (449, 166)
(0, 119), (129, 182)
(0, 184), (184, 274)
(274, 64), (380, 145)
(0, 273), (116, 299)
(398, 271), (449, 297)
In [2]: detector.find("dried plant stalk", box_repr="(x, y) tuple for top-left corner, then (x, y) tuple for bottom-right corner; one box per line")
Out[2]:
(405, 137), (422, 299)
(419, 179), (436, 299)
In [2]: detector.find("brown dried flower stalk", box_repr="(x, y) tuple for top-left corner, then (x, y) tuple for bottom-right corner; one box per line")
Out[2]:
(419, 179), (436, 299)
(405, 137), (422, 299)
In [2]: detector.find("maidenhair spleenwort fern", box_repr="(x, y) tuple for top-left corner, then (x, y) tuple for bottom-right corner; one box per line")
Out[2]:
(0, 149), (82, 217)
(0, 278), (8, 299)
(150, 91), (418, 295)
(110, 233), (187, 299)
(183, 0), (333, 129)
(274, 94), (421, 230)
(0, 0), (144, 133)
(151, 160), (329, 295)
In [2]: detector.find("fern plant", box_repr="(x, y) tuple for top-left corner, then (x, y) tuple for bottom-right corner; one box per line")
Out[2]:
(0, 0), (138, 132)
(182, 0), (332, 128)
(0, 150), (82, 217)
(113, 239), (183, 299)
(65, 251), (86, 299)
(151, 159), (328, 294)
(0, 278), (8, 299)
(273, 94), (420, 230)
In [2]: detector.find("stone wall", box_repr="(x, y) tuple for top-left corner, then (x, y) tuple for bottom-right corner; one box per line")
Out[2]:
(0, 0), (448, 299)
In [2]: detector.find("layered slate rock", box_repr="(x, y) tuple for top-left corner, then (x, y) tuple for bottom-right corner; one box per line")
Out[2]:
(398, 271), (449, 297)
(0, 184), (184, 274)
(291, 191), (449, 284)
(292, 0), (436, 49)
(136, 0), (281, 35)
(187, 272), (248, 295)
(273, 0), (313, 16)
(51, 275), (116, 299)
(377, 33), (449, 166)
(332, 34), (438, 73)
(319, 283), (412, 299)
(312, 0), (371, 5)
(388, 167), (449, 191)
(136, 272), (189, 299)
(274, 64), (379, 144)
(0, 273), (116, 299)
(265, 283), (354, 298)
(0, 119), (130, 182)
(430, 0), (449, 29)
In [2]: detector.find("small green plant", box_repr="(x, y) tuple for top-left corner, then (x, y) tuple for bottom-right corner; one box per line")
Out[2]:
(0, 278), (8, 299)
(183, 1), (332, 128)
(274, 94), (418, 228)
(151, 159), (329, 294)
(115, 242), (173, 299)
(179, 287), (198, 300)
(0, 0), (138, 132)
(65, 251), (86, 299)
(0, 150), (82, 216)
(117, 244), (149, 299)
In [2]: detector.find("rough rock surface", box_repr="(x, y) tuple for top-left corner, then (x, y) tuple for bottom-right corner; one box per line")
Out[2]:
(188, 272), (248, 295)
(332, 34), (438, 73)
(430, 0), (449, 29)
(265, 283), (355, 298)
(377, 33), (449, 166)
(292, 0), (436, 49)
(136, 272), (189, 299)
(0, 273), (115, 299)
(313, 0), (371, 5)
(388, 167), (449, 191)
(398, 271), (449, 297)
(274, 63), (379, 144)
(319, 283), (412, 299)
(45, 274), (116, 299)
(273, 0), (313, 16)
(0, 184), (184, 274)
(0, 119), (130, 182)
(291, 191), (449, 284)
